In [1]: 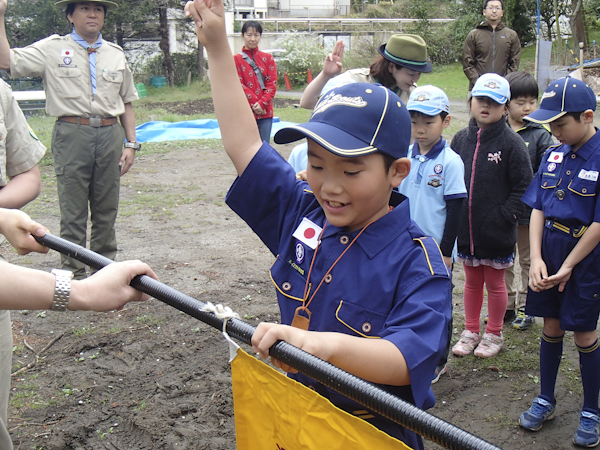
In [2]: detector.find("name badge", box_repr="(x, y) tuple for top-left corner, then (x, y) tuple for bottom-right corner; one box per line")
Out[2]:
(548, 151), (564, 163)
(292, 218), (322, 250)
(578, 169), (599, 182)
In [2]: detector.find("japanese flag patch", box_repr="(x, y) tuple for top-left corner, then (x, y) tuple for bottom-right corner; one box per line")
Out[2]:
(548, 151), (564, 163)
(292, 218), (322, 250)
(61, 49), (74, 57)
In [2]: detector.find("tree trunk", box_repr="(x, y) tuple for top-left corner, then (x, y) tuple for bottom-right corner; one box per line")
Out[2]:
(159, 0), (174, 87)
(570, 0), (585, 50)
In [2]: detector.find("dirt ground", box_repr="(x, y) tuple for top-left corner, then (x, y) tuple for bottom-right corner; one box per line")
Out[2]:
(2, 98), (595, 450)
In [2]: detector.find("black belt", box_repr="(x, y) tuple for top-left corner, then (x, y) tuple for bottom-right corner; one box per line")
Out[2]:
(545, 219), (588, 238)
(58, 116), (118, 127)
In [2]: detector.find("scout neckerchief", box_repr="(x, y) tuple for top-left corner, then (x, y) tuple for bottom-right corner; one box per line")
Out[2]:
(291, 213), (387, 330)
(71, 30), (103, 96)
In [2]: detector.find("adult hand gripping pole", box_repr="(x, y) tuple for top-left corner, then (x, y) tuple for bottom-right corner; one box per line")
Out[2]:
(34, 233), (503, 450)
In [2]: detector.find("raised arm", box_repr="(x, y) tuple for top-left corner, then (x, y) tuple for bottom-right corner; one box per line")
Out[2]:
(299, 40), (344, 110)
(185, 0), (261, 175)
(0, 0), (10, 71)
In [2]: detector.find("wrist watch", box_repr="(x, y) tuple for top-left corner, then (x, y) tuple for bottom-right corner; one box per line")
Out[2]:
(50, 269), (74, 311)
(124, 141), (141, 151)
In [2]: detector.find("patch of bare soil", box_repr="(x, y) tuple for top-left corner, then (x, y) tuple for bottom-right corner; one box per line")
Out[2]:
(140, 97), (298, 116)
(3, 134), (593, 450)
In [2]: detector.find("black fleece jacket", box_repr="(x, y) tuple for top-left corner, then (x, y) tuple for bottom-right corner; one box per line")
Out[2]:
(451, 118), (533, 259)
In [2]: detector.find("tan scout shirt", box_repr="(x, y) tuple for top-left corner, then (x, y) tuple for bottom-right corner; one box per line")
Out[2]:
(325, 68), (412, 104)
(0, 79), (46, 188)
(10, 34), (138, 118)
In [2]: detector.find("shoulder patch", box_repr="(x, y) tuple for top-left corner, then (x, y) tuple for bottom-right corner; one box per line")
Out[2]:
(412, 236), (450, 277)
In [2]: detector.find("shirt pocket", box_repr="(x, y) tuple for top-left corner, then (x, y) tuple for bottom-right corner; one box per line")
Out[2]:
(540, 172), (558, 190)
(568, 176), (597, 197)
(334, 300), (387, 338)
(52, 67), (84, 99)
(100, 70), (124, 107)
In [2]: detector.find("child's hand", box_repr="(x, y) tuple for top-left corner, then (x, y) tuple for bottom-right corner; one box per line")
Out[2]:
(252, 322), (332, 373)
(322, 40), (344, 78)
(0, 208), (49, 255)
(184, 0), (225, 50)
(545, 265), (573, 292)
(443, 256), (453, 270)
(295, 169), (307, 181)
(529, 257), (550, 292)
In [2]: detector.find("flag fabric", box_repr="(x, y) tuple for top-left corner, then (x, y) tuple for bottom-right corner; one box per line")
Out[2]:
(231, 348), (413, 450)
(292, 217), (322, 250)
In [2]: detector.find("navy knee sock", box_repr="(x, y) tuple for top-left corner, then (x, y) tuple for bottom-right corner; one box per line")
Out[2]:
(578, 339), (600, 415)
(539, 333), (564, 404)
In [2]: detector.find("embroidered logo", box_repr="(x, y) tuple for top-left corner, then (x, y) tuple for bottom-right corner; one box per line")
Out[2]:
(434, 164), (443, 174)
(295, 242), (305, 264)
(541, 91), (556, 101)
(547, 162), (557, 172)
(428, 178), (442, 188)
(63, 56), (72, 65)
(313, 91), (367, 115)
(488, 151), (502, 164)
(484, 81), (499, 90)
(414, 93), (429, 102)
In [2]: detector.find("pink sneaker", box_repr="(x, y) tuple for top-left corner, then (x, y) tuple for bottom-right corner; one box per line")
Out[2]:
(474, 333), (503, 358)
(452, 330), (481, 356)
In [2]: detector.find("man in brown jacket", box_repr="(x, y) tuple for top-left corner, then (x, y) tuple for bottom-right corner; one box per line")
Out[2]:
(462, 0), (521, 91)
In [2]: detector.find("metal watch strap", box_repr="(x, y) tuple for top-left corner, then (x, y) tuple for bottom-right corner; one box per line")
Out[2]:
(50, 269), (73, 311)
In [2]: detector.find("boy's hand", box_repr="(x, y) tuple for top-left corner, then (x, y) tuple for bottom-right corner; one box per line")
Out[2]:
(442, 256), (452, 270)
(295, 169), (307, 181)
(184, 0), (225, 50)
(0, 208), (49, 255)
(545, 265), (573, 292)
(252, 322), (332, 373)
(529, 257), (550, 292)
(322, 40), (344, 79)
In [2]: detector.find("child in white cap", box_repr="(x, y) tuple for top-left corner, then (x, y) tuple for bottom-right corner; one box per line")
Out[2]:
(450, 74), (533, 358)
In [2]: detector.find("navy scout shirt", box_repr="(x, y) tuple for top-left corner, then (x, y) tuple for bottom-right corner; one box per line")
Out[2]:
(226, 143), (452, 448)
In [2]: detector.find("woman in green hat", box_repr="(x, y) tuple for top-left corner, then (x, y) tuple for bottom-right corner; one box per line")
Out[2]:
(299, 34), (433, 110)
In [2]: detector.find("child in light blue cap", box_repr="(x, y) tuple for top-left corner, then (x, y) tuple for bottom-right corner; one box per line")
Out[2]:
(399, 85), (467, 383)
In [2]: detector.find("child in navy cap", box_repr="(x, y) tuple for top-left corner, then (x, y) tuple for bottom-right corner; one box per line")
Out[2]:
(451, 73), (533, 358)
(399, 85), (467, 383)
(185, 1), (451, 448)
(519, 76), (600, 448)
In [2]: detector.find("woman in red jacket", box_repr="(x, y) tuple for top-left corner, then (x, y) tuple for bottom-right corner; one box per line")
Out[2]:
(234, 21), (278, 143)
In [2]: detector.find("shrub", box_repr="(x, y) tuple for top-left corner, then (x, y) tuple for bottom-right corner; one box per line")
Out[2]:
(273, 32), (327, 88)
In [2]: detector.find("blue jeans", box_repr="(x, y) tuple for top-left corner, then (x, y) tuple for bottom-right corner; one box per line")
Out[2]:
(256, 118), (273, 143)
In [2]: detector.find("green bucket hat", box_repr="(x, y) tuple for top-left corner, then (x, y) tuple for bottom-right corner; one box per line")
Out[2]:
(378, 34), (432, 73)
(55, 0), (118, 11)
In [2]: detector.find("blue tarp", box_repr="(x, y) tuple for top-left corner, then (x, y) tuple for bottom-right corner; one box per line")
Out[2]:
(135, 117), (296, 143)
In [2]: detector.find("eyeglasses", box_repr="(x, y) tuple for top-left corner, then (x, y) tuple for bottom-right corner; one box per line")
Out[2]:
(486, 6), (502, 11)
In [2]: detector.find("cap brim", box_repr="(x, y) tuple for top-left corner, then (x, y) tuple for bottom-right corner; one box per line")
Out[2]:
(471, 90), (507, 105)
(378, 44), (433, 73)
(55, 0), (118, 10)
(407, 104), (442, 115)
(274, 123), (377, 157)
(524, 109), (566, 124)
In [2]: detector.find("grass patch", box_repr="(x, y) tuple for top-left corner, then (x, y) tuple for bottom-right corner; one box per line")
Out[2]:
(135, 315), (164, 327)
(72, 327), (96, 337)
(420, 62), (470, 102)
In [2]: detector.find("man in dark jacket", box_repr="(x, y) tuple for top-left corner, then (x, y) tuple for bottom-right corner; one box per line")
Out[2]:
(462, 0), (521, 91)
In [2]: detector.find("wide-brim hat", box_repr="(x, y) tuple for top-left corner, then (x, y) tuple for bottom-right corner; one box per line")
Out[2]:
(55, 0), (118, 11)
(275, 83), (411, 160)
(525, 76), (597, 123)
(378, 34), (432, 73)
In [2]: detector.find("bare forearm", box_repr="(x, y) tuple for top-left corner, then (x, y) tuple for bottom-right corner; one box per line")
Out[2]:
(0, 13), (10, 72)
(0, 166), (41, 208)
(119, 103), (137, 142)
(562, 222), (600, 269)
(316, 332), (409, 386)
(529, 208), (544, 260)
(208, 42), (261, 174)
(299, 71), (333, 110)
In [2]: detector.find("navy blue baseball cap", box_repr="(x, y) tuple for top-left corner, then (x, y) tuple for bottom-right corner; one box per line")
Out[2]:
(274, 83), (411, 159)
(525, 77), (597, 123)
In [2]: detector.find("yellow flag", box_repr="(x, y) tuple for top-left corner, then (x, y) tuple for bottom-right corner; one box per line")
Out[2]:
(231, 349), (413, 450)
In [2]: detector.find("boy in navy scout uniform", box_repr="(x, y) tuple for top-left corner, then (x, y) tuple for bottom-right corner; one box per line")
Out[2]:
(518, 77), (600, 448)
(185, 1), (451, 448)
